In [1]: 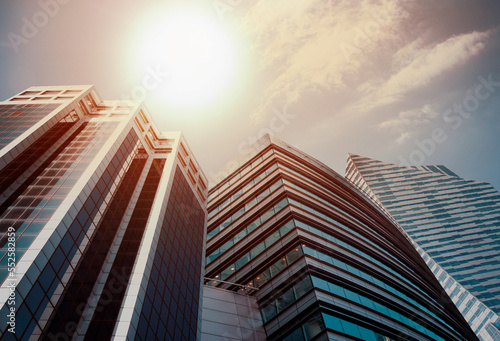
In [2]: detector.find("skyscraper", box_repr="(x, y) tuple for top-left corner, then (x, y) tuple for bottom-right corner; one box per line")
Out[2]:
(203, 135), (477, 341)
(0, 86), (208, 340)
(345, 154), (500, 341)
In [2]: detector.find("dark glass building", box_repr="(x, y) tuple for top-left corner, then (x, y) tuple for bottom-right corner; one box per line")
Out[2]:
(203, 135), (478, 341)
(0, 86), (207, 340)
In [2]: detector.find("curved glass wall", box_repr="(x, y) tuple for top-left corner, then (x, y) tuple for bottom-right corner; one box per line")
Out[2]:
(205, 137), (478, 341)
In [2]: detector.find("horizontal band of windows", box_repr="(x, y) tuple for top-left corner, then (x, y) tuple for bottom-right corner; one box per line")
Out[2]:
(208, 147), (275, 201)
(315, 283), (455, 341)
(286, 197), (424, 286)
(260, 275), (313, 323)
(208, 161), (279, 218)
(207, 178), (283, 240)
(281, 311), (398, 341)
(206, 195), (288, 264)
(303, 246), (454, 325)
(261, 275), (450, 341)
(285, 185), (406, 266)
(293, 224), (436, 306)
(206, 212), (293, 284)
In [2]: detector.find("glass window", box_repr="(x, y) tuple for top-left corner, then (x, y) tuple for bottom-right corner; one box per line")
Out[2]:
(242, 182), (253, 193)
(344, 289), (361, 304)
(247, 218), (259, 233)
(255, 268), (271, 287)
(339, 319), (362, 339)
(303, 246), (318, 258)
(235, 253), (250, 270)
(207, 228), (218, 239)
(220, 218), (232, 229)
(269, 257), (287, 276)
(264, 230), (280, 247)
(359, 327), (378, 340)
(269, 179), (282, 192)
(317, 251), (331, 263)
(219, 198), (229, 210)
(302, 314), (324, 341)
(279, 219), (294, 235)
(283, 327), (305, 341)
(257, 188), (271, 202)
(286, 246), (302, 264)
(46, 197), (63, 208)
(233, 230), (246, 244)
(206, 252), (219, 264)
(373, 302), (390, 316)
(262, 149), (273, 160)
(23, 223), (44, 234)
(16, 235), (36, 249)
(233, 189), (243, 200)
(295, 220), (310, 230)
(322, 313), (343, 333)
(220, 240), (233, 253)
(250, 242), (265, 259)
(233, 207), (245, 220)
(261, 301), (277, 322)
(221, 264), (236, 281)
(311, 276), (329, 291)
(327, 282), (345, 297)
(276, 288), (295, 312)
(294, 276), (313, 298)
(359, 296), (376, 310)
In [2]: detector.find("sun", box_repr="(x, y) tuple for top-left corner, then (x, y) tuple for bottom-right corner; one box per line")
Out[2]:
(138, 9), (236, 108)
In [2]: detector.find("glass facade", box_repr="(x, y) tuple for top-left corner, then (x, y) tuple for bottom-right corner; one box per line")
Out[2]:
(205, 135), (478, 341)
(0, 86), (208, 341)
(84, 157), (165, 340)
(206, 195), (287, 266)
(0, 111), (79, 202)
(346, 154), (500, 341)
(0, 120), (118, 285)
(44, 132), (146, 339)
(0, 103), (60, 149)
(0, 124), (135, 340)
(134, 166), (205, 341)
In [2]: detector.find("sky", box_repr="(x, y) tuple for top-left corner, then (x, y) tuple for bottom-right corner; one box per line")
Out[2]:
(1, 0), (499, 189)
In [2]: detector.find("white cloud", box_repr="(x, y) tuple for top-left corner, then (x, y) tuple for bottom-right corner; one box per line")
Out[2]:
(240, 0), (494, 157)
(396, 131), (412, 144)
(378, 104), (441, 144)
(241, 0), (410, 122)
(353, 30), (492, 112)
(384, 31), (489, 94)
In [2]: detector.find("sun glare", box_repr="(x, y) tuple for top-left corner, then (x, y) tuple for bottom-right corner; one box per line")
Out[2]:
(139, 10), (236, 108)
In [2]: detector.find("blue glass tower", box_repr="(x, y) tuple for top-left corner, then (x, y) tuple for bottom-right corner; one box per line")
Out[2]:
(346, 154), (500, 341)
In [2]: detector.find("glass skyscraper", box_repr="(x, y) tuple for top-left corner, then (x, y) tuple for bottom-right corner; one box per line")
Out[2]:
(203, 135), (477, 341)
(345, 154), (500, 341)
(0, 86), (207, 340)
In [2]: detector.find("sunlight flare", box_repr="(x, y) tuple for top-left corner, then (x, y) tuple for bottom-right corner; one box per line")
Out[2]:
(139, 10), (236, 107)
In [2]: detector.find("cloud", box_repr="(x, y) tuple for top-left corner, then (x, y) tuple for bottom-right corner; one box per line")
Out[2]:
(378, 104), (441, 144)
(372, 26), (494, 146)
(241, 0), (410, 122)
(353, 29), (492, 112)
(240, 0), (495, 164)
(387, 32), (488, 91)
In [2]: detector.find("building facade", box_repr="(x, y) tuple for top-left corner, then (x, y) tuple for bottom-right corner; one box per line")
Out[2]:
(203, 135), (477, 341)
(0, 86), (208, 340)
(200, 285), (265, 340)
(345, 154), (500, 341)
